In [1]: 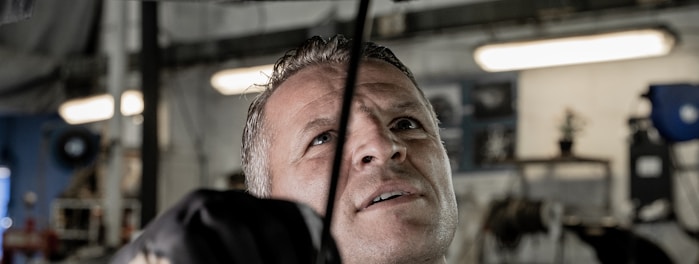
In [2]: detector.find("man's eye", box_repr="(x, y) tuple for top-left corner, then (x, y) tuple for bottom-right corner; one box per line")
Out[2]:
(311, 132), (334, 146)
(393, 118), (421, 130)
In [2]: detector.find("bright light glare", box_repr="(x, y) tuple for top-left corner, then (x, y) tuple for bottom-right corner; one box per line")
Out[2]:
(211, 64), (274, 95)
(475, 28), (675, 72)
(121, 90), (144, 116)
(0, 167), (9, 179)
(59, 90), (144, 125)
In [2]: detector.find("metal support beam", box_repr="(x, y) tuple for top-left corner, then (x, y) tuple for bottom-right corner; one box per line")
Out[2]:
(104, 0), (126, 248)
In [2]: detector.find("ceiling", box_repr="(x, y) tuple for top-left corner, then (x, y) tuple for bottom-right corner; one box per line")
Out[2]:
(1, 0), (699, 115)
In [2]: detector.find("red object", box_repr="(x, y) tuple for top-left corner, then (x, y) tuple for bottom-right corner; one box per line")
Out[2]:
(1, 218), (58, 264)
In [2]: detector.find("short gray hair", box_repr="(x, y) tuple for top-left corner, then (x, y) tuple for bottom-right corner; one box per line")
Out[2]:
(241, 35), (429, 197)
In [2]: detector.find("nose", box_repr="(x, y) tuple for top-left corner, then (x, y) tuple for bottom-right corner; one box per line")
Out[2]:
(349, 119), (407, 169)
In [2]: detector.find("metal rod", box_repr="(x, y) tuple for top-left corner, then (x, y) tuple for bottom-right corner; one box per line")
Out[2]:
(140, 0), (160, 228)
(316, 0), (371, 263)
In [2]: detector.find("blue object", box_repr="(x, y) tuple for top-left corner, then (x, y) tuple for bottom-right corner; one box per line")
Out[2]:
(0, 166), (10, 259)
(647, 84), (699, 142)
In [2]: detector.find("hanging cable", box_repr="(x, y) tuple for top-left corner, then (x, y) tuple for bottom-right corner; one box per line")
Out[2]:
(316, 0), (371, 263)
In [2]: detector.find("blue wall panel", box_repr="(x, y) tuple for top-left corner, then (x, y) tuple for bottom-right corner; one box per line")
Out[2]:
(0, 114), (74, 237)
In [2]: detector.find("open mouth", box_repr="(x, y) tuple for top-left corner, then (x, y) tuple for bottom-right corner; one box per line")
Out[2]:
(369, 191), (408, 206)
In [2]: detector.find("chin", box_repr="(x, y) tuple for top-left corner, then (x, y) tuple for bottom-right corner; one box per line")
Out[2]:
(335, 225), (451, 264)
(340, 244), (447, 264)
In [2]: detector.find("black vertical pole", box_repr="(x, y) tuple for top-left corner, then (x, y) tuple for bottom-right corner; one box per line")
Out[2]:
(140, 0), (159, 228)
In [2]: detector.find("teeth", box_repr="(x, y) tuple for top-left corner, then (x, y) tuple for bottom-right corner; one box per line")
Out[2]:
(372, 191), (405, 203)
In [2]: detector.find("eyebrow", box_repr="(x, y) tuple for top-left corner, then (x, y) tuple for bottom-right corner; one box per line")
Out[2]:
(363, 83), (426, 112)
(391, 101), (421, 112)
(299, 100), (424, 137)
(300, 117), (337, 137)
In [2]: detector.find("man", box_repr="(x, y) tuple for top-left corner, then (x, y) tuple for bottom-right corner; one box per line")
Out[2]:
(242, 35), (458, 264)
(111, 35), (457, 264)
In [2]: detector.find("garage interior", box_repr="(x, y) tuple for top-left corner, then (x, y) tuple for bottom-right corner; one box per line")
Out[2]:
(1, 0), (699, 263)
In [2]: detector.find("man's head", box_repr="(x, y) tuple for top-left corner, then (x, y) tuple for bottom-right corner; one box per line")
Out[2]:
(242, 35), (458, 264)
(242, 35), (420, 196)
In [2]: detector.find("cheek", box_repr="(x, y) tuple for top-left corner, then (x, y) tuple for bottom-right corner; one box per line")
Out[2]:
(411, 141), (452, 186)
(270, 160), (333, 215)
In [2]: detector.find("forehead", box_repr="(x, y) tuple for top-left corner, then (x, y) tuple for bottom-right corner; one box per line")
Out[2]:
(266, 60), (424, 112)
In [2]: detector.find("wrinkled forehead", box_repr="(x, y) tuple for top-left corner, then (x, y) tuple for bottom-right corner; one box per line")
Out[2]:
(274, 60), (422, 97)
(264, 60), (434, 122)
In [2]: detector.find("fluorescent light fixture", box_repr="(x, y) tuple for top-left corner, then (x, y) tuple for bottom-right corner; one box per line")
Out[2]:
(474, 27), (676, 72)
(59, 90), (144, 124)
(211, 64), (274, 95)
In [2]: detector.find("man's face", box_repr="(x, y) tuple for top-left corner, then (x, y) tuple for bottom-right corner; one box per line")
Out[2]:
(264, 60), (458, 264)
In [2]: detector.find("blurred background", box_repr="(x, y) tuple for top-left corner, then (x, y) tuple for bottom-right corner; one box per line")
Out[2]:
(0, 0), (698, 263)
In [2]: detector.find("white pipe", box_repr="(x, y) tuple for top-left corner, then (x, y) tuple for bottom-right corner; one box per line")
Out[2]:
(104, 0), (127, 248)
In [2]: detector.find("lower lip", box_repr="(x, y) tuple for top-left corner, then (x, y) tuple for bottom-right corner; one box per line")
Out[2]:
(362, 194), (421, 212)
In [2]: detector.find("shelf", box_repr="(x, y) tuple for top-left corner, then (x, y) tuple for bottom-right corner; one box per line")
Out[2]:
(509, 155), (613, 219)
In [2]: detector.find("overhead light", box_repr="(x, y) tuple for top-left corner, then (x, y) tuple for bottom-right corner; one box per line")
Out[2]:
(120, 90), (144, 116)
(474, 27), (676, 72)
(211, 64), (274, 95)
(59, 90), (144, 125)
